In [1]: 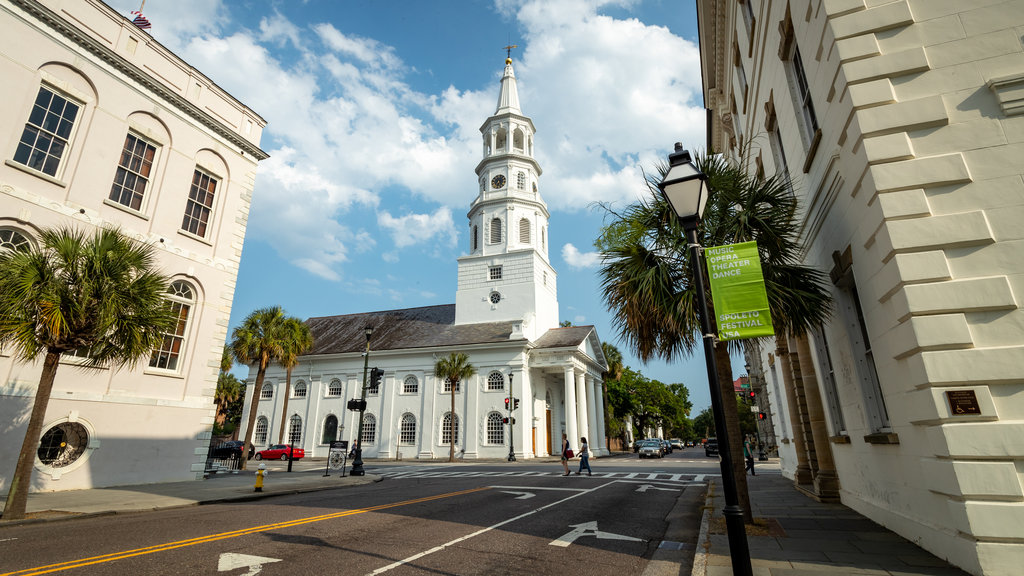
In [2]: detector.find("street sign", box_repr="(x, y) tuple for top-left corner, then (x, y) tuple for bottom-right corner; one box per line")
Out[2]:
(704, 240), (775, 341)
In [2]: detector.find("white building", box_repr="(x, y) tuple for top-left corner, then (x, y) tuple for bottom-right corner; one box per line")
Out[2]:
(698, 0), (1024, 573)
(239, 59), (609, 460)
(0, 0), (267, 491)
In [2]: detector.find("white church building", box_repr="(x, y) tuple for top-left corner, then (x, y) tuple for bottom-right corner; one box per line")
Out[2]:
(239, 58), (609, 460)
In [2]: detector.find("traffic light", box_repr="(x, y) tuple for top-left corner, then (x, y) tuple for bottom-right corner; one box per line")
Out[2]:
(369, 367), (383, 388)
(758, 412), (766, 420)
(504, 397), (510, 410)
(513, 398), (520, 410)
(502, 417), (509, 424)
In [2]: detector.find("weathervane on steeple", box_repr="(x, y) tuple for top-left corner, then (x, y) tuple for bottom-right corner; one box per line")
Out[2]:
(503, 41), (518, 64)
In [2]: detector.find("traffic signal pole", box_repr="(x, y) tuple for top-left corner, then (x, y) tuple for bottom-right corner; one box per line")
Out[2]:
(507, 373), (516, 462)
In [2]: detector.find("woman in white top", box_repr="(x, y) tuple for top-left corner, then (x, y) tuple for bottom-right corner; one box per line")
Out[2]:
(576, 437), (592, 476)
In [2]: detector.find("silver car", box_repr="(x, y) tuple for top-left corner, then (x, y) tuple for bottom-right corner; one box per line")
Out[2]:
(638, 440), (663, 459)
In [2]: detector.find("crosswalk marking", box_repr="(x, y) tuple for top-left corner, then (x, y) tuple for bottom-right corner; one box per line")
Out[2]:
(372, 469), (720, 482)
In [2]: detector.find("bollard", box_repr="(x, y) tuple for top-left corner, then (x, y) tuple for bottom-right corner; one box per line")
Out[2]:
(254, 463), (268, 492)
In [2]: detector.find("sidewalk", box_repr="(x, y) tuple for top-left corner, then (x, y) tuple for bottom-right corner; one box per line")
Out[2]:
(692, 473), (971, 576)
(0, 463), (381, 526)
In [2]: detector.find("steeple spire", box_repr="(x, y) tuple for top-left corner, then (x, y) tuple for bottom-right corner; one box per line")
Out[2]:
(495, 57), (521, 115)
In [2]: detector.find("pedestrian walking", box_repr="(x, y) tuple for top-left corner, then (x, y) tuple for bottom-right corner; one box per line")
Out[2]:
(744, 438), (755, 476)
(576, 437), (592, 476)
(560, 433), (571, 476)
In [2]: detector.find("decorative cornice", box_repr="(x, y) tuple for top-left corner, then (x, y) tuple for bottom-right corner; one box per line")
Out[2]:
(10, 0), (269, 161)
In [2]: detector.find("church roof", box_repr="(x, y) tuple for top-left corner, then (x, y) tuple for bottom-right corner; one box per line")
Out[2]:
(495, 58), (521, 115)
(532, 326), (597, 348)
(305, 304), (523, 355)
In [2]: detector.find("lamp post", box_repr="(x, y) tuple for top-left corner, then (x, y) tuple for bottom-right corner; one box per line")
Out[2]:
(659, 143), (752, 576)
(745, 362), (768, 461)
(507, 372), (516, 462)
(350, 326), (373, 477)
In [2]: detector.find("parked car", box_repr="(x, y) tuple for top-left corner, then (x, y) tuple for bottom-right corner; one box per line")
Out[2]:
(256, 444), (305, 461)
(705, 438), (719, 457)
(637, 440), (663, 459)
(661, 439), (673, 454)
(210, 440), (245, 460)
(670, 438), (684, 449)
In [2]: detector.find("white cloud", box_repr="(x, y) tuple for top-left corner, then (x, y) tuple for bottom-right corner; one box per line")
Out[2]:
(562, 243), (601, 270)
(378, 207), (458, 250)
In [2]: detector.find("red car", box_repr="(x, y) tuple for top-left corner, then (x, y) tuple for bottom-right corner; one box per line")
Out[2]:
(255, 444), (305, 461)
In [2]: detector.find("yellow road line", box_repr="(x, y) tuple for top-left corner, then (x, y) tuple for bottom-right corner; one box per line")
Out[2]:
(2, 486), (490, 576)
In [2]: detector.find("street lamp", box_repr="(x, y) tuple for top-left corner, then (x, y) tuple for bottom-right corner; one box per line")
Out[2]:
(350, 325), (374, 477)
(659, 143), (752, 576)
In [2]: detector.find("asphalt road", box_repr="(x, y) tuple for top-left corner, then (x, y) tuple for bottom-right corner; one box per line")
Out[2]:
(0, 447), (726, 576)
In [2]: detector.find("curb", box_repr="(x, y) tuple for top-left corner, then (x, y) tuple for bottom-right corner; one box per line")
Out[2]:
(690, 480), (715, 576)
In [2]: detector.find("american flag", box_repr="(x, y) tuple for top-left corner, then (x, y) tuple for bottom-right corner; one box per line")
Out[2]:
(131, 10), (151, 30)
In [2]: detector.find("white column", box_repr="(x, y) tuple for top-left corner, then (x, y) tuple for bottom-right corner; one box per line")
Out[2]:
(563, 366), (578, 453)
(584, 374), (597, 451)
(594, 378), (608, 455)
(575, 371), (589, 445)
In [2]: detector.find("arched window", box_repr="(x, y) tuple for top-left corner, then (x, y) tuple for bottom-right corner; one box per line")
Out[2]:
(255, 416), (269, 444)
(441, 412), (459, 445)
(328, 379), (343, 397)
(496, 127), (507, 150)
(400, 414), (416, 445)
(293, 381), (307, 398)
(542, 227), (547, 251)
(288, 415), (302, 444)
(149, 280), (195, 371)
(0, 228), (31, 252)
(517, 171), (526, 190)
(513, 128), (525, 151)
(443, 377), (460, 393)
(37, 421), (88, 467)
(490, 218), (502, 244)
(322, 415), (338, 444)
(487, 371), (504, 391)
(260, 383), (273, 399)
(519, 218), (530, 244)
(487, 412), (504, 444)
(361, 414), (377, 444)
(472, 225), (478, 251)
(403, 375), (419, 394)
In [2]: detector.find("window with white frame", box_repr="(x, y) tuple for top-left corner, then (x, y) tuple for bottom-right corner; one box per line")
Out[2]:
(361, 414), (377, 444)
(288, 415), (302, 444)
(519, 218), (530, 244)
(0, 228), (31, 252)
(109, 133), (157, 212)
(790, 44), (818, 144)
(149, 281), (195, 371)
(734, 40), (748, 109)
(766, 108), (793, 196)
(811, 324), (847, 435)
(489, 266), (502, 281)
(14, 86), (81, 177)
(472, 225), (479, 251)
(487, 371), (504, 391)
(181, 168), (218, 238)
(255, 417), (269, 444)
(441, 412), (459, 445)
(489, 218), (502, 244)
(293, 381), (307, 398)
(403, 375), (418, 394)
(322, 415), (338, 444)
(517, 171), (526, 189)
(328, 379), (343, 396)
(487, 412), (504, 444)
(443, 377), (460, 393)
(400, 414), (416, 445)
(740, 0), (755, 37)
(260, 383), (273, 399)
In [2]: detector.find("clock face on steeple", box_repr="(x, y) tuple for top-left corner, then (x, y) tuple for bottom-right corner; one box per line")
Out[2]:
(491, 174), (506, 189)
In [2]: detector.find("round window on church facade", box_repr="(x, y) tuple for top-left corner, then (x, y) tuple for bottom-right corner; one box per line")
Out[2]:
(38, 422), (89, 468)
(489, 291), (501, 304)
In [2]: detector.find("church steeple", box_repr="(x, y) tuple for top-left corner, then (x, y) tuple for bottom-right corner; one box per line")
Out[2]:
(454, 57), (559, 340)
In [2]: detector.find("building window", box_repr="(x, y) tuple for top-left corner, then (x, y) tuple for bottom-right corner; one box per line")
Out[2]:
(441, 412), (459, 445)
(328, 379), (343, 397)
(361, 414), (377, 444)
(766, 109), (792, 196)
(443, 377), (460, 393)
(109, 133), (156, 212)
(486, 412), (504, 445)
(182, 168), (218, 238)
(791, 45), (818, 142)
(288, 415), (302, 444)
(489, 218), (502, 244)
(0, 228), (31, 252)
(322, 415), (338, 444)
(513, 128), (524, 151)
(37, 422), (88, 467)
(255, 417), (269, 444)
(734, 41), (748, 110)
(260, 383), (273, 399)
(517, 171), (526, 190)
(403, 375), (418, 394)
(519, 218), (530, 244)
(400, 414), (416, 445)
(741, 0), (755, 38)
(472, 225), (479, 251)
(149, 280), (195, 371)
(14, 86), (80, 177)
(487, 371), (504, 391)
(489, 266), (502, 281)
(811, 325), (847, 435)
(542, 227), (546, 251)
(293, 381), (307, 398)
(543, 271), (547, 286)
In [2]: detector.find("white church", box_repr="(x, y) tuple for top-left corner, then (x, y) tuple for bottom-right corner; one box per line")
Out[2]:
(239, 58), (609, 460)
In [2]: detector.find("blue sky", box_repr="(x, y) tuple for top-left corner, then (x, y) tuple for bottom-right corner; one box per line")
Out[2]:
(109, 0), (734, 414)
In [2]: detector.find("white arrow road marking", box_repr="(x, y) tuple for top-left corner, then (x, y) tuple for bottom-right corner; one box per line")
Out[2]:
(218, 553), (281, 575)
(500, 490), (535, 499)
(635, 484), (681, 493)
(550, 521), (644, 547)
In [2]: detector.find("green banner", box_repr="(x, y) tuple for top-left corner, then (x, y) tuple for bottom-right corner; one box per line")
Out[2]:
(704, 241), (775, 341)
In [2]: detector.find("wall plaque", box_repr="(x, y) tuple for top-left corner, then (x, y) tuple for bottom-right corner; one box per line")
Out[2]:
(945, 390), (982, 415)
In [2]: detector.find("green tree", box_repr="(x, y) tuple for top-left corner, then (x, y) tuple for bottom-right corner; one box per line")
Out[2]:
(230, 306), (289, 470)
(214, 372), (244, 435)
(597, 151), (831, 521)
(0, 226), (176, 520)
(276, 316), (313, 444)
(600, 342), (624, 450)
(433, 352), (476, 462)
(559, 320), (574, 327)
(693, 407), (715, 440)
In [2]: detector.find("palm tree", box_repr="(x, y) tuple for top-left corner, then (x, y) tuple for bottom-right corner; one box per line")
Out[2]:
(0, 226), (176, 520)
(276, 316), (313, 444)
(600, 342), (624, 449)
(433, 352), (476, 462)
(597, 151), (831, 521)
(214, 372), (243, 430)
(230, 306), (288, 470)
